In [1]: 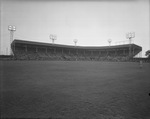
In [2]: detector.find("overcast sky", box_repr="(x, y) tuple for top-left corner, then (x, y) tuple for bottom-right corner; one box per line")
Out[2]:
(0, 0), (149, 57)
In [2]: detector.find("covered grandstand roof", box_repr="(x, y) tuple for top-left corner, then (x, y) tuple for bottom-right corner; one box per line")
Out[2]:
(13, 39), (142, 50)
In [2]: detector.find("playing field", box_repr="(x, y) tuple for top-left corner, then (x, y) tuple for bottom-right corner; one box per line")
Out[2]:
(1, 61), (150, 119)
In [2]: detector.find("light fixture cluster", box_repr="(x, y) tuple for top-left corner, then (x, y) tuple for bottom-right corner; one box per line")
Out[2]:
(108, 39), (112, 46)
(73, 39), (78, 46)
(49, 34), (57, 43)
(8, 25), (16, 31)
(126, 32), (135, 39)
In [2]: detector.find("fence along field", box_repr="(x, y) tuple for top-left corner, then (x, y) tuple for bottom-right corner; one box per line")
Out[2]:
(1, 61), (150, 119)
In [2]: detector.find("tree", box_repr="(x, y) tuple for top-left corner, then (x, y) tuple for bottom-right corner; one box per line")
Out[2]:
(145, 50), (150, 58)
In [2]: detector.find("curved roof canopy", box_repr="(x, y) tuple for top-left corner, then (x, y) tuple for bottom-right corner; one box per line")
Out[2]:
(12, 39), (142, 51)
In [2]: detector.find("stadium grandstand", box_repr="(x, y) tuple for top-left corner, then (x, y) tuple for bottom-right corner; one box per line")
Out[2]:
(11, 39), (142, 62)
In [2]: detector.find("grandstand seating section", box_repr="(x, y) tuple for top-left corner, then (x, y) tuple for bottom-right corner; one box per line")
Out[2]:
(13, 50), (130, 62)
(3, 39), (146, 62)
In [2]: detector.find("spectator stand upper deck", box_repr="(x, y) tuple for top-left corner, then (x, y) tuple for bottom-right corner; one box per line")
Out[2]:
(11, 39), (142, 61)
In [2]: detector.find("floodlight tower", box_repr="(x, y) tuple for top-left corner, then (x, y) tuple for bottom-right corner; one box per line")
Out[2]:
(126, 32), (135, 57)
(74, 39), (78, 46)
(8, 25), (16, 55)
(49, 34), (57, 44)
(126, 32), (135, 44)
(108, 39), (112, 46)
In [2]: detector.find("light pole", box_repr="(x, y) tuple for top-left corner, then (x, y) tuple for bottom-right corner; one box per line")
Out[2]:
(73, 39), (78, 46)
(8, 25), (16, 55)
(108, 39), (112, 46)
(126, 32), (135, 57)
(49, 34), (57, 44)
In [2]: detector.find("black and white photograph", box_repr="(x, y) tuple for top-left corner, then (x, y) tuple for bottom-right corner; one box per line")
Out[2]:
(0, 0), (150, 118)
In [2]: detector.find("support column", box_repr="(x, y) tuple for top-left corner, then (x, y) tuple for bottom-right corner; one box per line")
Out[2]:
(99, 51), (101, 56)
(123, 49), (125, 55)
(54, 48), (56, 53)
(46, 47), (47, 53)
(133, 48), (134, 56)
(62, 48), (63, 54)
(69, 50), (70, 55)
(25, 45), (27, 52)
(115, 49), (117, 56)
(76, 49), (78, 55)
(106, 50), (108, 56)
(36, 47), (38, 52)
(14, 43), (15, 52)
(129, 45), (132, 57)
(91, 50), (93, 55)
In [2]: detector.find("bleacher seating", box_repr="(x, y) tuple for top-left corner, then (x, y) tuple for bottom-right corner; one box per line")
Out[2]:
(13, 49), (131, 62)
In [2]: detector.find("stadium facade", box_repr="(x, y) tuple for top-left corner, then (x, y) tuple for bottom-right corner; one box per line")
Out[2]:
(11, 39), (142, 61)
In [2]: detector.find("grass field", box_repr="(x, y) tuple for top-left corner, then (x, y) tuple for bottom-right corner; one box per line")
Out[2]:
(1, 61), (150, 119)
